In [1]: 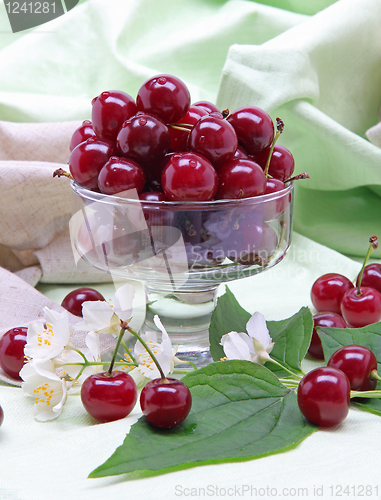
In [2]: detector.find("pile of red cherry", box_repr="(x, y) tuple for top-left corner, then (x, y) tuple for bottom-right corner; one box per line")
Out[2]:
(68, 73), (295, 202)
(309, 236), (381, 359)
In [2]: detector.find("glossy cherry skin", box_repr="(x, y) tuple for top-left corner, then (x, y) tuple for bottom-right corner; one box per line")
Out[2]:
(69, 120), (96, 151)
(188, 112), (238, 167)
(161, 152), (218, 201)
(328, 345), (378, 391)
(0, 327), (28, 380)
(81, 371), (138, 423)
(192, 100), (220, 114)
(92, 90), (137, 141)
(116, 114), (170, 167)
(263, 178), (288, 220)
(311, 273), (354, 315)
(308, 312), (347, 360)
(69, 137), (114, 190)
(227, 106), (274, 155)
(215, 158), (266, 200)
(140, 377), (192, 428)
(169, 105), (207, 152)
(136, 74), (191, 124)
(297, 366), (350, 427)
(61, 287), (106, 317)
(98, 156), (146, 195)
(356, 263), (381, 294)
(139, 191), (169, 202)
(340, 286), (381, 328)
(252, 144), (295, 182)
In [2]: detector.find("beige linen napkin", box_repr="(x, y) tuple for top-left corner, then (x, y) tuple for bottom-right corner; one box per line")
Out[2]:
(0, 119), (112, 285)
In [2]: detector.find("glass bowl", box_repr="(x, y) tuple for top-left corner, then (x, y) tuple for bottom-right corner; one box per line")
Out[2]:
(70, 181), (294, 367)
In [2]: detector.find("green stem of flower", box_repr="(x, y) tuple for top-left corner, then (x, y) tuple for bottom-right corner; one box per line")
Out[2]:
(175, 359), (198, 370)
(121, 339), (138, 365)
(127, 325), (166, 380)
(108, 328), (127, 375)
(268, 357), (304, 380)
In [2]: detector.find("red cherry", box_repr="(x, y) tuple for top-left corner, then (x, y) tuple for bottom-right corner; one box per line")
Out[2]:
(340, 286), (381, 328)
(328, 345), (378, 391)
(188, 113), (238, 167)
(81, 371), (138, 423)
(215, 158), (266, 200)
(227, 106), (274, 155)
(0, 327), (28, 380)
(136, 74), (191, 124)
(98, 156), (146, 195)
(69, 137), (114, 190)
(116, 114), (170, 168)
(252, 144), (295, 182)
(169, 105), (207, 152)
(310, 273), (354, 315)
(70, 120), (96, 151)
(297, 366), (350, 427)
(192, 101), (220, 114)
(140, 377), (192, 428)
(356, 263), (381, 294)
(308, 312), (347, 360)
(61, 287), (106, 317)
(91, 90), (137, 141)
(161, 152), (218, 201)
(139, 191), (169, 202)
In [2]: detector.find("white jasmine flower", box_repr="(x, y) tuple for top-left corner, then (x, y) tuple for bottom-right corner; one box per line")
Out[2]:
(76, 283), (134, 335)
(24, 307), (71, 363)
(20, 360), (70, 421)
(221, 312), (274, 365)
(129, 315), (179, 387)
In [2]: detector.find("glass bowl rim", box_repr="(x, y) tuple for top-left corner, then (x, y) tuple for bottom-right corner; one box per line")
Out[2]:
(71, 180), (294, 209)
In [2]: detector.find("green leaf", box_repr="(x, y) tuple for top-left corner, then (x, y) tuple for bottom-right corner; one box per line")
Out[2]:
(89, 360), (316, 479)
(267, 307), (314, 376)
(209, 287), (251, 361)
(318, 322), (381, 415)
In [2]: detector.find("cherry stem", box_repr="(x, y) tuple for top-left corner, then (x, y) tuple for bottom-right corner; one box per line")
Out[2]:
(370, 369), (381, 382)
(356, 235), (378, 294)
(167, 123), (193, 133)
(53, 168), (73, 180)
(126, 324), (167, 380)
(107, 328), (126, 375)
(351, 389), (381, 399)
(121, 339), (138, 365)
(263, 117), (284, 178)
(284, 172), (310, 184)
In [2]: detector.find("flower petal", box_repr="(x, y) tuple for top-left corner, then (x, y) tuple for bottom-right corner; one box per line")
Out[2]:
(114, 283), (135, 322)
(79, 301), (115, 333)
(221, 331), (253, 361)
(246, 312), (272, 348)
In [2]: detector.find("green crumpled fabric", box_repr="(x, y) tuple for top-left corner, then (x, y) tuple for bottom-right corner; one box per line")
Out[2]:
(0, 0), (379, 258)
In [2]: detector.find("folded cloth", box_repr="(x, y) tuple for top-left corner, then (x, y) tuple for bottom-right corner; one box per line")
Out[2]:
(0, 266), (115, 385)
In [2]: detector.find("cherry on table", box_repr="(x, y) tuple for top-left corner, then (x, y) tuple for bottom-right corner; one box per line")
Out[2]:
(0, 327), (28, 380)
(81, 371), (138, 423)
(140, 377), (192, 428)
(297, 366), (351, 427)
(61, 287), (106, 317)
(308, 312), (347, 360)
(328, 345), (378, 391)
(356, 263), (381, 295)
(340, 286), (381, 328)
(310, 273), (354, 315)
